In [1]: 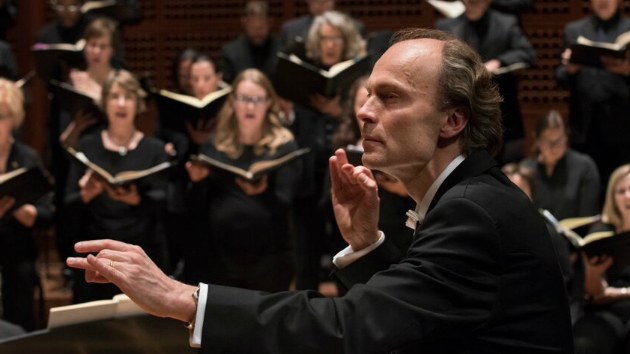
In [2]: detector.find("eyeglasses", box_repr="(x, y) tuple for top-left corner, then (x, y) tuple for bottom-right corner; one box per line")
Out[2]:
(52, 4), (81, 13)
(321, 36), (343, 45)
(235, 94), (268, 105)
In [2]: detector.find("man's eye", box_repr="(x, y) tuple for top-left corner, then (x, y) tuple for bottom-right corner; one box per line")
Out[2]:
(385, 92), (399, 100)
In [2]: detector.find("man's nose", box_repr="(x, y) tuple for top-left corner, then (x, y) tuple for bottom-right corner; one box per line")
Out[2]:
(356, 98), (376, 124)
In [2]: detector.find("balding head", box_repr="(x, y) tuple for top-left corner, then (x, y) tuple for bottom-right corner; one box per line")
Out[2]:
(380, 39), (444, 100)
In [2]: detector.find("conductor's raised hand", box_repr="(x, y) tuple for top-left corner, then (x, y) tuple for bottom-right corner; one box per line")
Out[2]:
(66, 240), (197, 323)
(330, 148), (380, 251)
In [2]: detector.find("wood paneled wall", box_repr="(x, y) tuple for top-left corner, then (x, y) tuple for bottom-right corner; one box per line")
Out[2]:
(8, 0), (630, 156)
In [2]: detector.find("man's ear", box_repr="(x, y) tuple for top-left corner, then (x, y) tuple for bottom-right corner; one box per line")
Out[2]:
(440, 106), (468, 138)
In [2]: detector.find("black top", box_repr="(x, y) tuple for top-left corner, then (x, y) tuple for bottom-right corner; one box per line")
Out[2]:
(291, 105), (338, 198)
(0, 142), (54, 265)
(490, 0), (533, 15)
(523, 149), (601, 220)
(0, 0), (16, 41)
(189, 138), (301, 287)
(219, 35), (280, 84)
(0, 40), (16, 80)
(65, 132), (168, 248)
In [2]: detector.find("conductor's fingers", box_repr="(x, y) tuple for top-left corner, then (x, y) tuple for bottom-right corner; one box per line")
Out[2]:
(329, 155), (343, 194)
(86, 254), (126, 285)
(334, 148), (350, 167)
(75, 239), (137, 254)
(96, 249), (132, 262)
(353, 167), (378, 192)
(66, 256), (96, 271)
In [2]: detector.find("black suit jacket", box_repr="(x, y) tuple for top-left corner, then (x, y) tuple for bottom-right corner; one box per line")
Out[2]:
(200, 151), (573, 354)
(219, 35), (280, 85)
(436, 10), (536, 142)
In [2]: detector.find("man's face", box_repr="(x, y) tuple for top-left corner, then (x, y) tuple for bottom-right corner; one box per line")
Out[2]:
(307, 0), (334, 16)
(591, 0), (621, 21)
(54, 0), (82, 28)
(242, 15), (270, 46)
(463, 0), (492, 21)
(357, 39), (449, 178)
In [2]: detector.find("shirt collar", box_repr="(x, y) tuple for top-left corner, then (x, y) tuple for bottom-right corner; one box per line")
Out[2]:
(405, 155), (466, 230)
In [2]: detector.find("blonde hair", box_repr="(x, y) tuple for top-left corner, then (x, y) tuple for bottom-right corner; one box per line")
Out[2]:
(0, 78), (24, 128)
(214, 69), (293, 159)
(602, 164), (630, 231)
(101, 69), (147, 116)
(305, 11), (366, 64)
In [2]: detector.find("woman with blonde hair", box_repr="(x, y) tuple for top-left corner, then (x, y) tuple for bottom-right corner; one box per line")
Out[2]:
(65, 70), (169, 302)
(185, 69), (300, 291)
(574, 164), (630, 353)
(0, 79), (53, 331)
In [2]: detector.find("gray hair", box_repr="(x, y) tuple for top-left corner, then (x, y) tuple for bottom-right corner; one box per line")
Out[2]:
(244, 1), (268, 17)
(305, 11), (366, 64)
(391, 28), (503, 157)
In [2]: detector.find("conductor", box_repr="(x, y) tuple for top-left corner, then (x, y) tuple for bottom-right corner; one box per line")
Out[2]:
(68, 28), (573, 354)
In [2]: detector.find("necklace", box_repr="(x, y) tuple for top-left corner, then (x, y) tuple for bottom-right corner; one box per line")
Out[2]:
(106, 131), (134, 156)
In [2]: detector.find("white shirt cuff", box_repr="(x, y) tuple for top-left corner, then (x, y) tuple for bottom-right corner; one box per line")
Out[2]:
(332, 231), (385, 269)
(190, 283), (208, 348)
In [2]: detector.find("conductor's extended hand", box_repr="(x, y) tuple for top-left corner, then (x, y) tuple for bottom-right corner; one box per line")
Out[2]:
(66, 239), (197, 323)
(329, 148), (380, 252)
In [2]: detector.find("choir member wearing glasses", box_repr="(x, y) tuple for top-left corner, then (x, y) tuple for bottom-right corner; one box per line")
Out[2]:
(521, 110), (601, 221)
(185, 69), (300, 292)
(65, 70), (170, 303)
